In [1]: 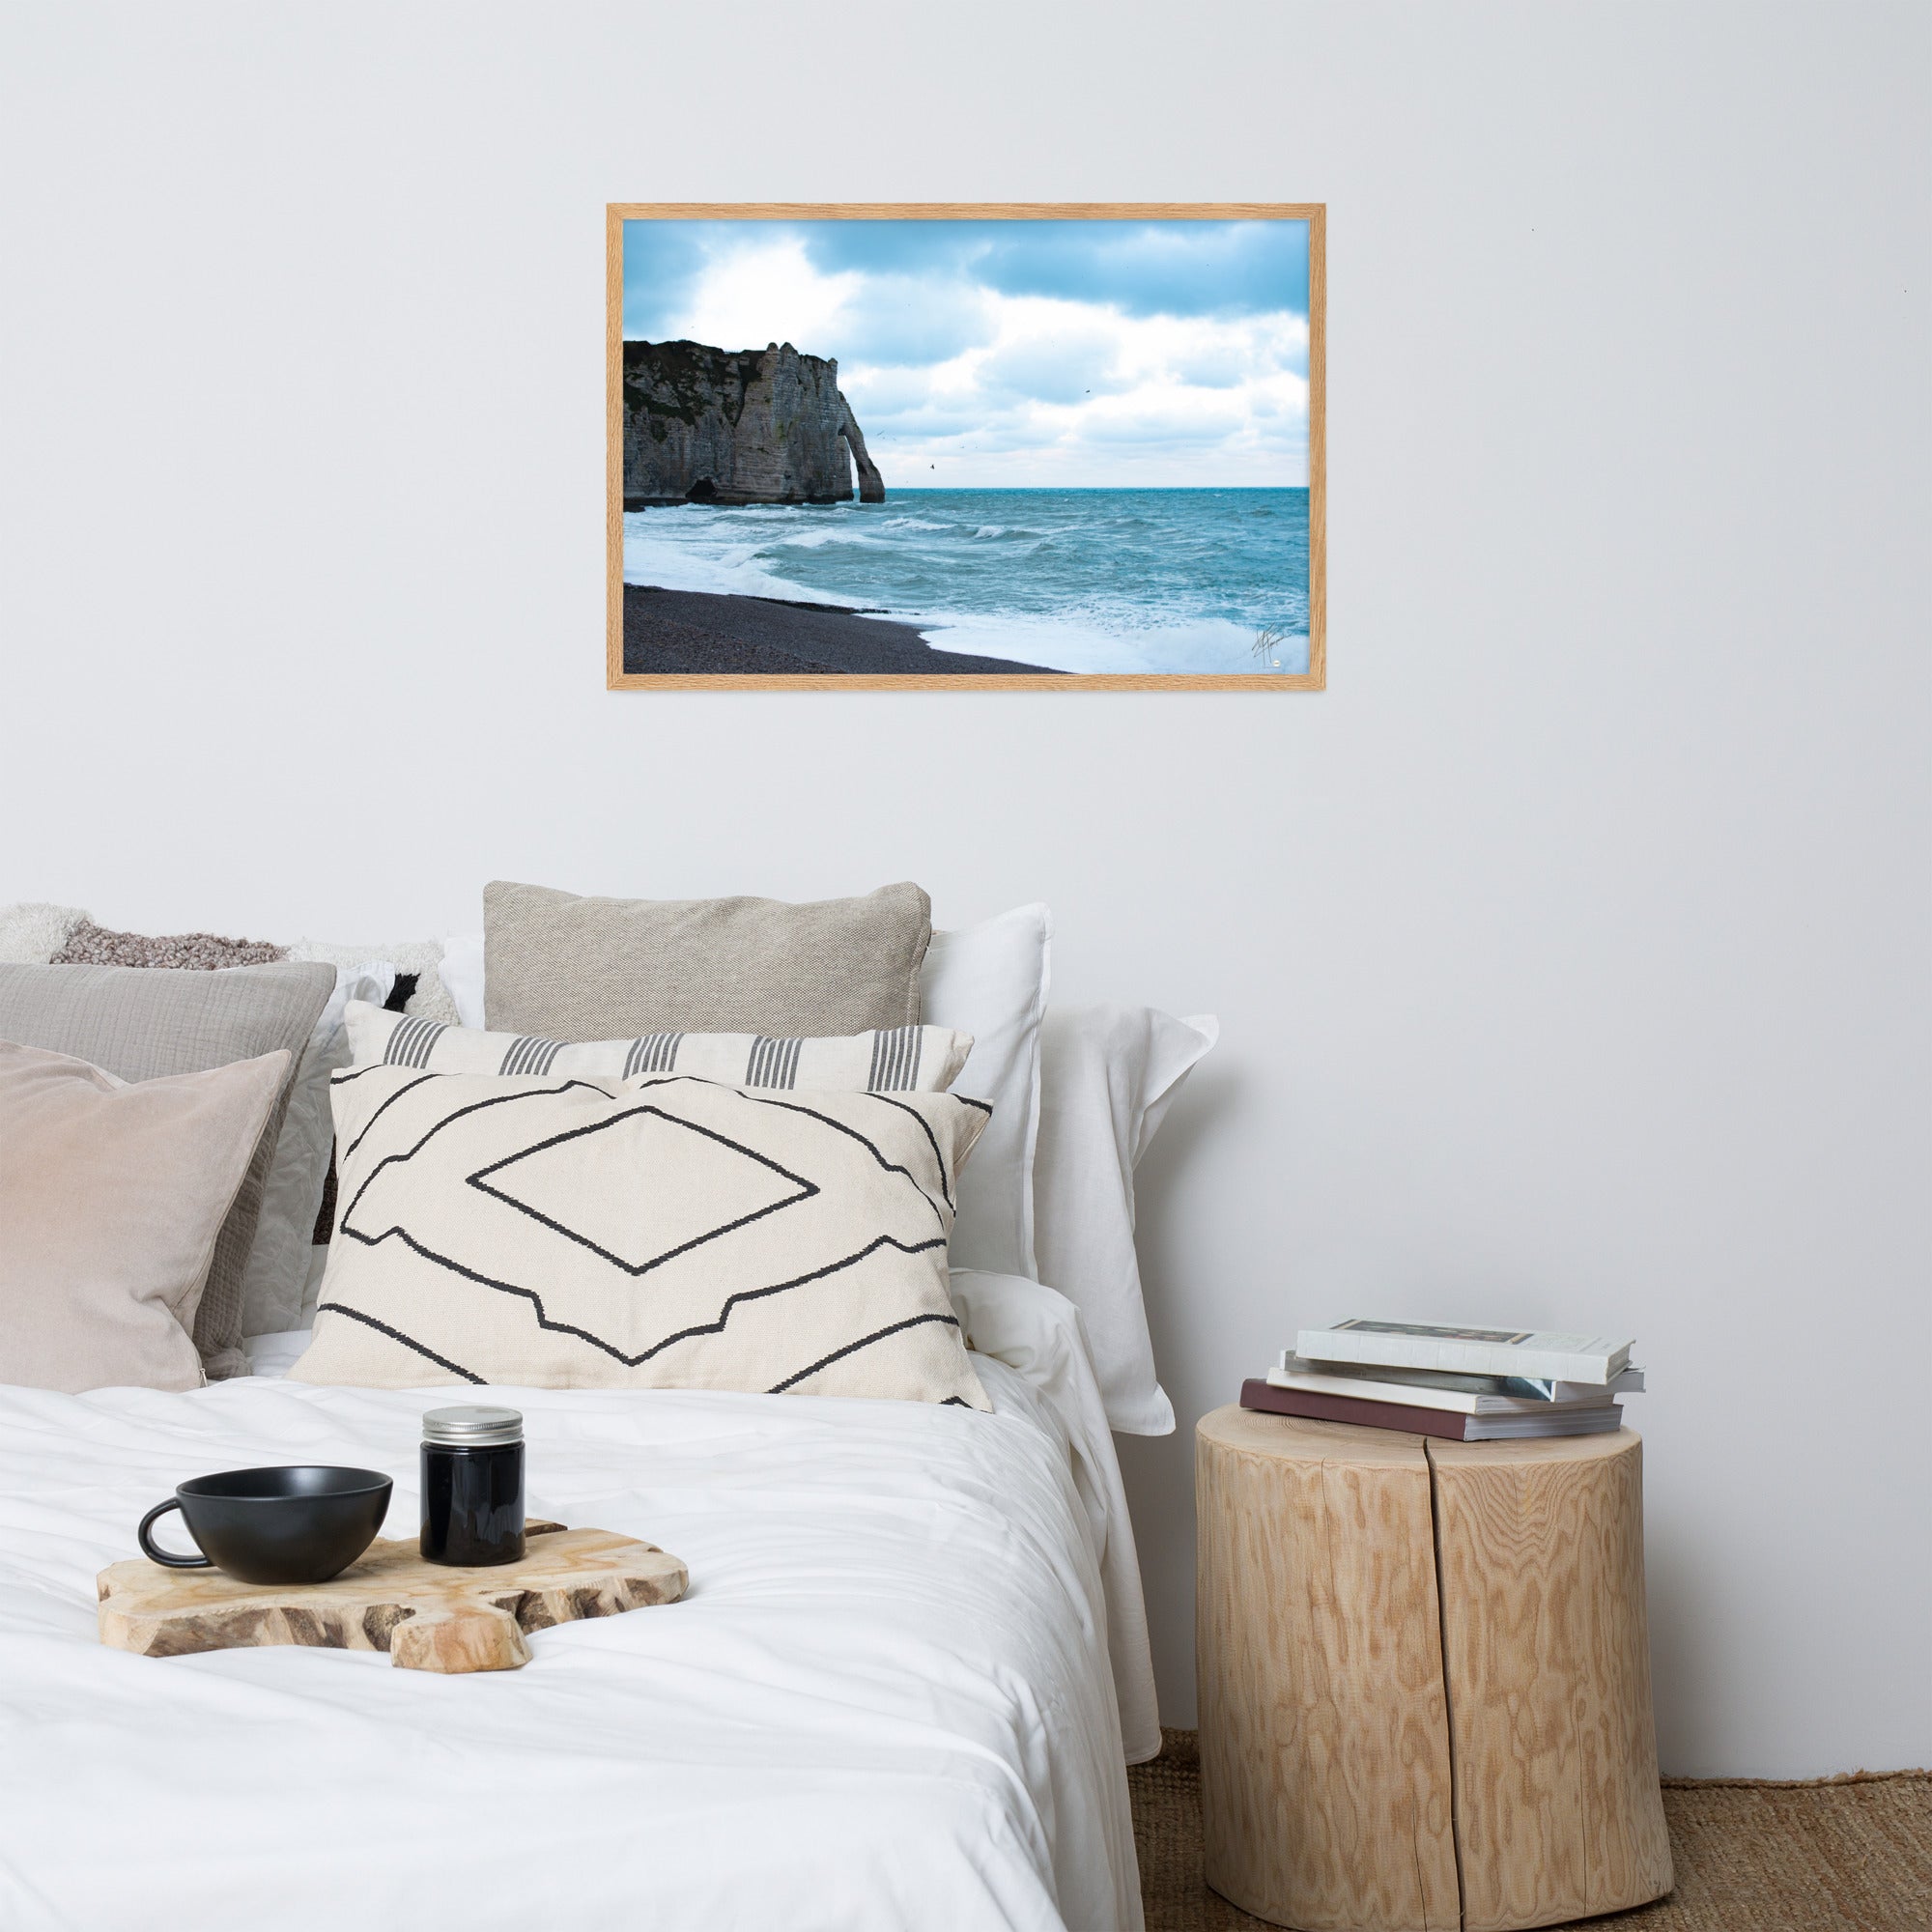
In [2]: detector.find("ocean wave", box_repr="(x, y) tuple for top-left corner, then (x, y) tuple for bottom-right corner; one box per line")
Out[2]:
(621, 491), (1311, 664)
(910, 609), (1309, 676)
(621, 519), (866, 608)
(775, 529), (894, 550)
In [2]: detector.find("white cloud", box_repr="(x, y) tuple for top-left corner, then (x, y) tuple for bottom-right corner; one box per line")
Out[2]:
(666, 236), (863, 357)
(666, 242), (1310, 488)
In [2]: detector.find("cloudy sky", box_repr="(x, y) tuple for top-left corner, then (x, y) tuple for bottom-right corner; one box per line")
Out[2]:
(622, 218), (1310, 489)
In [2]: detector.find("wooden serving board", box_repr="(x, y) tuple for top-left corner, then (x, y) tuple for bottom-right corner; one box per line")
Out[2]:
(97, 1523), (688, 1673)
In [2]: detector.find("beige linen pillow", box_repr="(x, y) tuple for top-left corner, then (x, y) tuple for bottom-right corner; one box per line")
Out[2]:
(0, 1041), (291, 1393)
(290, 1065), (990, 1406)
(483, 881), (931, 1040)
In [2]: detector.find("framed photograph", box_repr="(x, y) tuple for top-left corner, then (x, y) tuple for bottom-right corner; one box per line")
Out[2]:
(607, 203), (1323, 691)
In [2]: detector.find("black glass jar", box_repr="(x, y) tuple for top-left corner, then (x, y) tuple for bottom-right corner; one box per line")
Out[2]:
(419, 1406), (525, 1567)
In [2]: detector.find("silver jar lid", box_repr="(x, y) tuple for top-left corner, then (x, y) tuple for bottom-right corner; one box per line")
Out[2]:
(422, 1405), (524, 1447)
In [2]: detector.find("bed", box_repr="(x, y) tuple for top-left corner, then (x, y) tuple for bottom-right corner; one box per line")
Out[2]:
(0, 1269), (1154, 1932)
(0, 897), (1202, 1932)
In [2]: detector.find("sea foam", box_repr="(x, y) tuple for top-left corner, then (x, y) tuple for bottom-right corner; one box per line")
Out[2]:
(622, 487), (1311, 674)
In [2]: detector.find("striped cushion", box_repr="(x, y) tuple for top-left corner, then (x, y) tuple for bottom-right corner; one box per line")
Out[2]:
(344, 1003), (974, 1094)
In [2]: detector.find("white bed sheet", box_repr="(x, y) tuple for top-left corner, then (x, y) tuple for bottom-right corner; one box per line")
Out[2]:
(0, 1291), (1149, 1932)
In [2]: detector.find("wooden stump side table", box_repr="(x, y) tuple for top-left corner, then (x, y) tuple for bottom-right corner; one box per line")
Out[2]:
(1195, 1406), (1672, 1932)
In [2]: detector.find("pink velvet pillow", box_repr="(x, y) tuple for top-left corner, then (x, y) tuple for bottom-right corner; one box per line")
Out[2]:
(0, 1040), (290, 1392)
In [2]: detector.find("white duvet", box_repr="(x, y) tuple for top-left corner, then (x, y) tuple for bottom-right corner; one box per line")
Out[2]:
(0, 1272), (1151, 1932)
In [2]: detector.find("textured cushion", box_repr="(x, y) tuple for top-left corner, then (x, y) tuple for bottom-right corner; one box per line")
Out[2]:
(921, 905), (1052, 1281)
(0, 902), (89, 963)
(289, 1066), (989, 1406)
(288, 937), (460, 1024)
(1, 902), (287, 971)
(345, 1000), (972, 1092)
(483, 881), (931, 1039)
(51, 919), (285, 970)
(0, 1041), (290, 1392)
(0, 960), (335, 1378)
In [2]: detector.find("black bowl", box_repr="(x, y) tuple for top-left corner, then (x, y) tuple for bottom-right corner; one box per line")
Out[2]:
(139, 1466), (392, 1585)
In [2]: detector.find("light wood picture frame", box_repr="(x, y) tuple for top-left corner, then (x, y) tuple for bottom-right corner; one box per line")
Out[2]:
(607, 203), (1324, 691)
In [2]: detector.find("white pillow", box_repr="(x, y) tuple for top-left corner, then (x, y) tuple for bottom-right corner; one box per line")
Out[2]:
(238, 962), (394, 1338)
(439, 930), (486, 1028)
(920, 905), (1052, 1281)
(1032, 1005), (1217, 1435)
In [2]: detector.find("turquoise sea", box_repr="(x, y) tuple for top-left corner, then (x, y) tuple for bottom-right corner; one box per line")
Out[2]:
(621, 488), (1311, 675)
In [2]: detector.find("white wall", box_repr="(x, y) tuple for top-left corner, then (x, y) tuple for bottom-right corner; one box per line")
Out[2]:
(2, 2), (1924, 1776)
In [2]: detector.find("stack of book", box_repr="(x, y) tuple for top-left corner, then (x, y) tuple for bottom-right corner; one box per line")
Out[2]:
(1240, 1319), (1643, 1441)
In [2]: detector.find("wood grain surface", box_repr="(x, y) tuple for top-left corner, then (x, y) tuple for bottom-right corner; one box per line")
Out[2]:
(98, 1525), (688, 1674)
(606, 203), (1325, 693)
(1430, 1431), (1673, 1929)
(1196, 1406), (1461, 1931)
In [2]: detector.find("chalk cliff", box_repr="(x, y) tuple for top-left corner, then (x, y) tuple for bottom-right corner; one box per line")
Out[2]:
(622, 339), (886, 508)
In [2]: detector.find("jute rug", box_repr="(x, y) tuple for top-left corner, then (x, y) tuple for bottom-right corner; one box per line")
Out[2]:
(1128, 1730), (1931, 1932)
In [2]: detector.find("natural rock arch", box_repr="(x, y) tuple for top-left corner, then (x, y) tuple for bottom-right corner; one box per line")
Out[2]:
(838, 399), (886, 503)
(622, 340), (887, 507)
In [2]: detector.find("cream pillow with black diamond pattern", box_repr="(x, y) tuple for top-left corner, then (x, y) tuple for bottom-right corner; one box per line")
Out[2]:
(287, 1065), (991, 1406)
